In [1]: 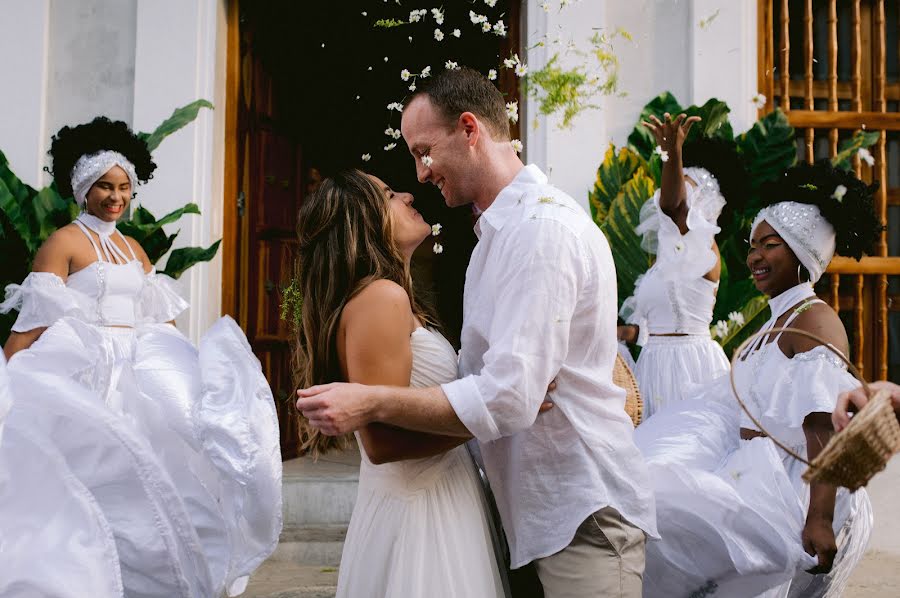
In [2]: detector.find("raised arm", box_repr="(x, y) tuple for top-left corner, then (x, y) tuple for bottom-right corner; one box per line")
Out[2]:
(338, 279), (471, 462)
(642, 113), (701, 234)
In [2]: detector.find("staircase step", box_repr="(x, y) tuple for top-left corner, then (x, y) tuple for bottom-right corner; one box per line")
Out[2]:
(244, 562), (338, 598)
(270, 525), (347, 566)
(282, 452), (360, 527)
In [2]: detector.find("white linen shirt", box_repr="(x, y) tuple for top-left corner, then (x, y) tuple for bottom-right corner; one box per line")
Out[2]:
(442, 165), (658, 568)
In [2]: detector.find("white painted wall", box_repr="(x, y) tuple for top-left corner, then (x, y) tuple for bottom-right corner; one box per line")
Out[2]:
(0, 0), (50, 187)
(46, 0), (137, 149)
(133, 0), (227, 340)
(524, 0), (757, 209)
(1, 0), (226, 343)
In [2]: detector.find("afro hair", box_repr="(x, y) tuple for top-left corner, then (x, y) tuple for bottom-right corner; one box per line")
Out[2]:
(762, 160), (883, 260)
(682, 136), (751, 218)
(48, 116), (156, 198)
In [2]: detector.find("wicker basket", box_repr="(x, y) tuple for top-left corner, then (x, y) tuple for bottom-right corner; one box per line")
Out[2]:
(614, 354), (643, 427)
(731, 327), (900, 491)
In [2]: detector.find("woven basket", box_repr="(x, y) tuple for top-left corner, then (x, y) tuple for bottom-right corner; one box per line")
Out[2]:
(731, 327), (900, 491)
(614, 354), (643, 427)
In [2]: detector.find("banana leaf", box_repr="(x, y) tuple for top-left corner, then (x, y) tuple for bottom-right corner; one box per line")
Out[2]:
(600, 169), (655, 306)
(589, 144), (645, 223)
(162, 240), (221, 279)
(139, 100), (214, 152)
(831, 130), (880, 171)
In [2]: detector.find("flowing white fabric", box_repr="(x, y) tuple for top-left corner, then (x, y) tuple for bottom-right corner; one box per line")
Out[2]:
(620, 170), (729, 417)
(635, 335), (730, 420)
(1, 256), (282, 596)
(337, 328), (505, 598)
(621, 170), (725, 346)
(636, 295), (872, 597)
(0, 356), (125, 598)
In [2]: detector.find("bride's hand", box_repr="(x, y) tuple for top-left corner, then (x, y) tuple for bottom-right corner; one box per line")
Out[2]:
(540, 379), (557, 413)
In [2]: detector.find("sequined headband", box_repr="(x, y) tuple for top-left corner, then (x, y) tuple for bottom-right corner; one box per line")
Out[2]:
(750, 201), (836, 284)
(70, 150), (138, 207)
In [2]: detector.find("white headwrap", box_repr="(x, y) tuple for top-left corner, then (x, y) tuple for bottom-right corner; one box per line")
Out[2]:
(750, 201), (836, 283)
(70, 150), (138, 207)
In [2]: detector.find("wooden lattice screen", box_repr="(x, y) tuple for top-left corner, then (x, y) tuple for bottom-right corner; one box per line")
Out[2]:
(758, 0), (900, 381)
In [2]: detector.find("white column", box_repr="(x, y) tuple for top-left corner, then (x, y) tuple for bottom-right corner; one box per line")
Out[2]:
(133, 0), (227, 341)
(0, 0), (50, 187)
(524, 0), (607, 211)
(689, 0), (758, 134)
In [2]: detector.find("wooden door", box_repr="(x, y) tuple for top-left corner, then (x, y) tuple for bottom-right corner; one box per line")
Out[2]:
(758, 0), (900, 381)
(224, 0), (303, 459)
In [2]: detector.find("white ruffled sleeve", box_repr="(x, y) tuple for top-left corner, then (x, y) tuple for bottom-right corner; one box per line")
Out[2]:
(140, 271), (189, 323)
(0, 272), (91, 332)
(619, 272), (650, 346)
(635, 167), (725, 282)
(746, 346), (858, 439)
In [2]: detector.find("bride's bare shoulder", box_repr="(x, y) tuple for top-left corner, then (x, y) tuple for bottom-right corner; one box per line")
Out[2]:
(342, 279), (415, 331)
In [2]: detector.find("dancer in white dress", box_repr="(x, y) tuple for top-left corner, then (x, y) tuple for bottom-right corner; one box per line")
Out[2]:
(292, 170), (505, 597)
(619, 115), (742, 418)
(635, 161), (882, 597)
(1, 117), (282, 597)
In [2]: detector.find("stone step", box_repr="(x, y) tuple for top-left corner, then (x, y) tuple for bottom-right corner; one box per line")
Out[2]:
(282, 451), (360, 527)
(270, 525), (347, 566)
(244, 562), (338, 598)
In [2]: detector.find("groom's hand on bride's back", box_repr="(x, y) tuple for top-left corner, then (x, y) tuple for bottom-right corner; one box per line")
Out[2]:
(539, 380), (557, 413)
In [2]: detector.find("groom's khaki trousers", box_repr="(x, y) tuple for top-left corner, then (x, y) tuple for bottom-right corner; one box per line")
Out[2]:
(533, 506), (645, 598)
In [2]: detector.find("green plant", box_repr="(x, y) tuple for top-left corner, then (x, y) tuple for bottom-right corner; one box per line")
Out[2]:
(0, 100), (218, 343)
(595, 93), (880, 356)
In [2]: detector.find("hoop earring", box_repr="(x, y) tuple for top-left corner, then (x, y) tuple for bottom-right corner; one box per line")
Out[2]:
(797, 264), (810, 284)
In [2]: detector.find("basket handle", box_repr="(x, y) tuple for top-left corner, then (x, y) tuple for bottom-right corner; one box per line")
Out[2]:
(729, 327), (871, 466)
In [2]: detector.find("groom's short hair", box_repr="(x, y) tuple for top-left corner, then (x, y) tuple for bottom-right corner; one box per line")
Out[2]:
(411, 66), (511, 141)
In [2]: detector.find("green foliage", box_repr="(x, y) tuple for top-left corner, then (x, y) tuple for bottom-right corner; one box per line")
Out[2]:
(138, 99), (214, 152)
(280, 278), (303, 331)
(599, 169), (655, 305)
(373, 18), (406, 28)
(595, 92), (817, 351)
(627, 93), (733, 166)
(162, 240), (222, 280)
(831, 130), (881, 171)
(523, 29), (629, 129)
(588, 144), (645, 222)
(1, 100), (217, 343)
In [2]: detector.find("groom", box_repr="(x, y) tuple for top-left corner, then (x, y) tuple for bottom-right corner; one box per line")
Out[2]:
(297, 67), (657, 597)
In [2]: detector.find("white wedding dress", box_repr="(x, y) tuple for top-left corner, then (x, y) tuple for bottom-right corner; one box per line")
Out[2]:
(0, 214), (282, 597)
(336, 328), (505, 598)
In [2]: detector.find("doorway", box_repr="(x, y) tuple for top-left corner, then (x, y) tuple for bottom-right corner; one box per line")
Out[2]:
(222, 0), (523, 459)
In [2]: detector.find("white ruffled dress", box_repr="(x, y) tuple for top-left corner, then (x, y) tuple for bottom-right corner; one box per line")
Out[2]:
(0, 239), (282, 597)
(635, 287), (872, 597)
(338, 328), (505, 598)
(620, 168), (730, 419)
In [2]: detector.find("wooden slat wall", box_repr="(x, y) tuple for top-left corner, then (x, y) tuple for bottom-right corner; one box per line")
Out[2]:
(760, 0), (900, 381)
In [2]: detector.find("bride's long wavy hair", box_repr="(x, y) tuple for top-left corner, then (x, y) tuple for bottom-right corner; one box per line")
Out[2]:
(292, 169), (438, 457)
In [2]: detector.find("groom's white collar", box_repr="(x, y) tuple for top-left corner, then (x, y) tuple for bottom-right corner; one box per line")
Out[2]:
(476, 164), (547, 235)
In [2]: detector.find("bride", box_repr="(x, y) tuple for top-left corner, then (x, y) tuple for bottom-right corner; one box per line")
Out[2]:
(1, 116), (281, 597)
(293, 169), (515, 597)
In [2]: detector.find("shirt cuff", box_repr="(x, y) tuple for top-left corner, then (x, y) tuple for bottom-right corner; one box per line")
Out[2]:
(441, 376), (501, 442)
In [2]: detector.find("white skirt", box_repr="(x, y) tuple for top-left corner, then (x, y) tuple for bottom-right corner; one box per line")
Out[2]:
(337, 443), (505, 598)
(635, 334), (730, 420)
(636, 399), (872, 597)
(4, 315), (282, 597)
